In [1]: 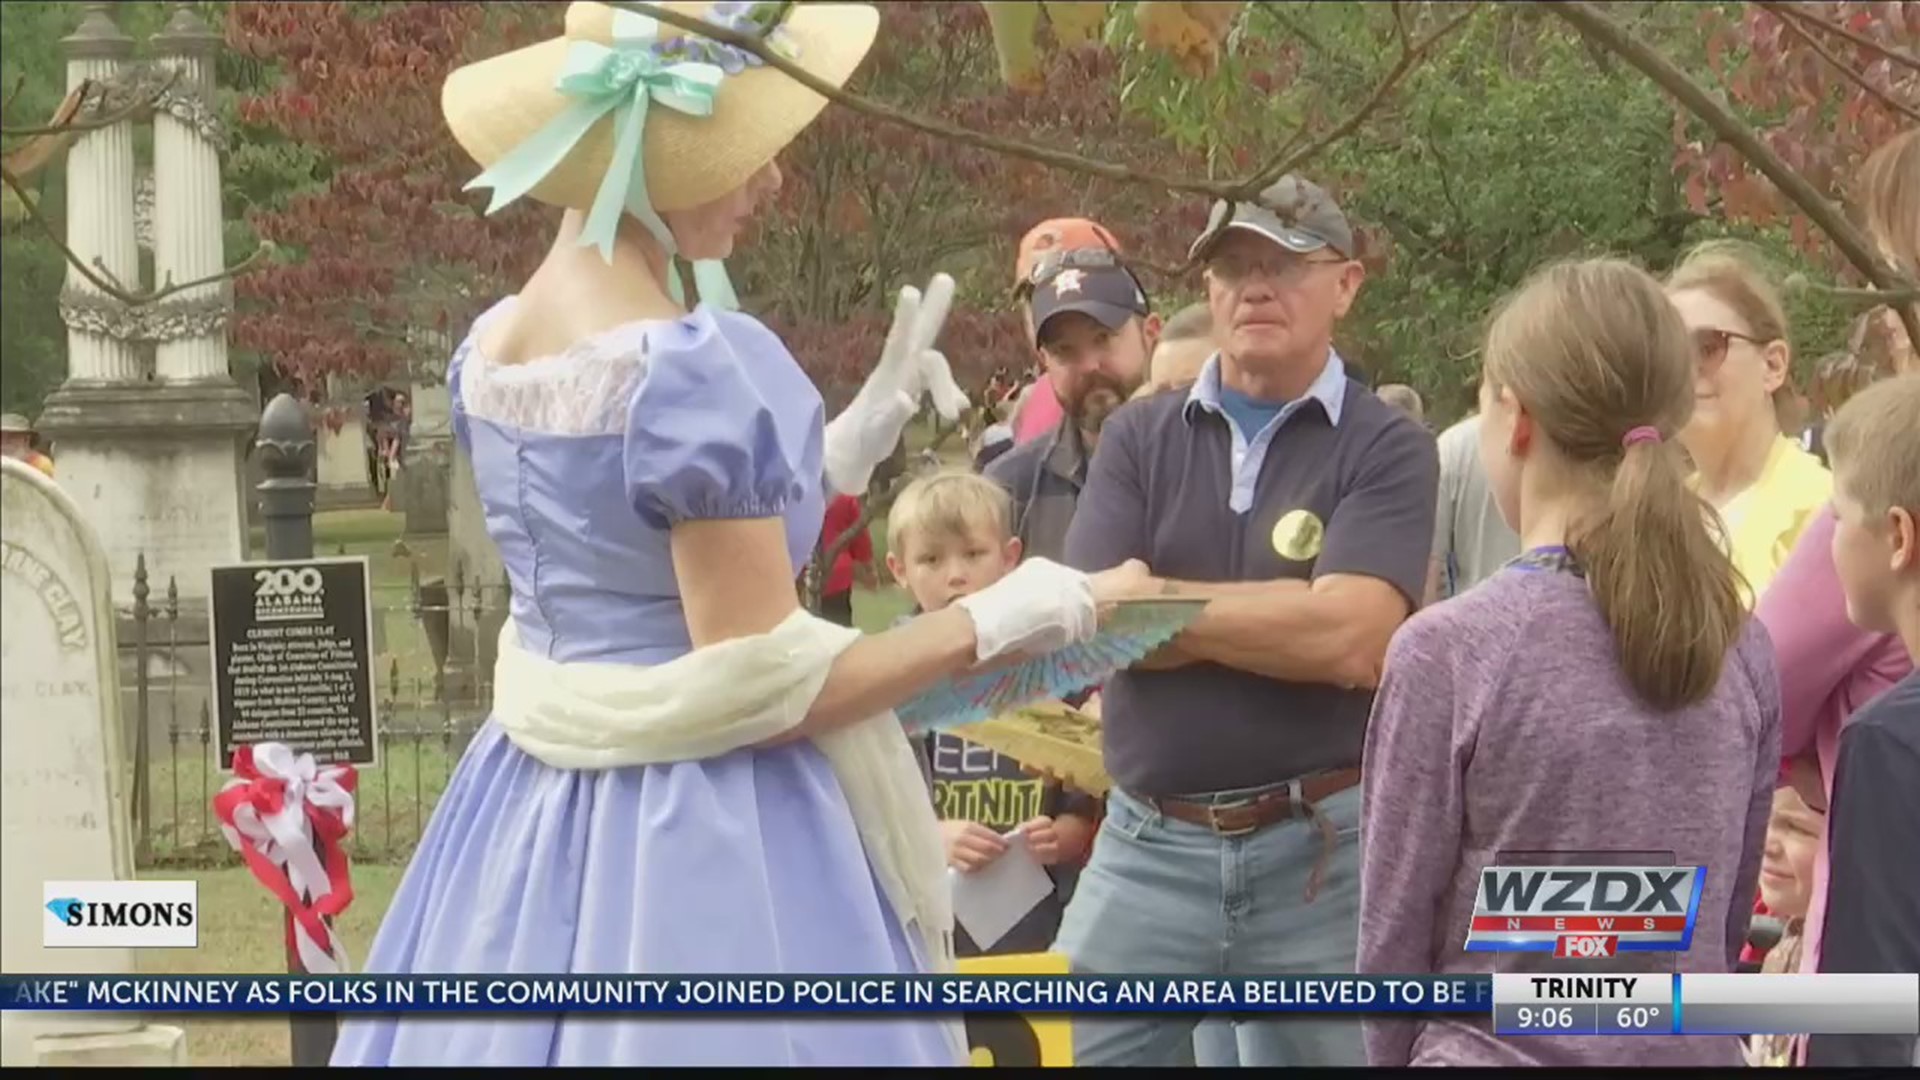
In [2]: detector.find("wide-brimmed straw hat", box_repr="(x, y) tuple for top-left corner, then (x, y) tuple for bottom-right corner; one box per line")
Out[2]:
(443, 1), (879, 216)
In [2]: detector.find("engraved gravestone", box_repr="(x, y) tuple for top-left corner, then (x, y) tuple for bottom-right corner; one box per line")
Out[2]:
(0, 460), (184, 1066)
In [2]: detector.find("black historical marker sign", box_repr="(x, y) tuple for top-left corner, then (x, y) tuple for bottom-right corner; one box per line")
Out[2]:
(210, 557), (378, 769)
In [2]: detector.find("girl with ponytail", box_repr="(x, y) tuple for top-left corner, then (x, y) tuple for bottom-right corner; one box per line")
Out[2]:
(1356, 259), (1782, 1067)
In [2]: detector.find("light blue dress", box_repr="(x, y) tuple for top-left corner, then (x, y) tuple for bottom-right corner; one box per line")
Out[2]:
(331, 302), (958, 1067)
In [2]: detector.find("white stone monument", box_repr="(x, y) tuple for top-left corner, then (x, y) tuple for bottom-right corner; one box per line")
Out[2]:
(0, 459), (186, 1067)
(36, 3), (257, 613)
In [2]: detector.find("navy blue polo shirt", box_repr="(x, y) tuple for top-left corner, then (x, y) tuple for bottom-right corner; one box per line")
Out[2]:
(1064, 353), (1440, 797)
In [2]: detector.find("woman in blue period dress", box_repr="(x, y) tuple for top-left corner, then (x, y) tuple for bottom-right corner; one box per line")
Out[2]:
(332, 1), (1126, 1067)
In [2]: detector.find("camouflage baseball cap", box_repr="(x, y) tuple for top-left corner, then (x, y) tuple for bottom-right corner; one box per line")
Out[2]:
(1189, 175), (1355, 261)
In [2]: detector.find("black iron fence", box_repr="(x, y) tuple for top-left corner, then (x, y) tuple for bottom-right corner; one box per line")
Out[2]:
(125, 553), (509, 869)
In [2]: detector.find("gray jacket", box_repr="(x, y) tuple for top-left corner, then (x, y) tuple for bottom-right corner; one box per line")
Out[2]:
(983, 420), (1088, 565)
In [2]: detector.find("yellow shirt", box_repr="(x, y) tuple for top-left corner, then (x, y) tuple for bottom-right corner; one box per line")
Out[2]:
(1696, 435), (1831, 602)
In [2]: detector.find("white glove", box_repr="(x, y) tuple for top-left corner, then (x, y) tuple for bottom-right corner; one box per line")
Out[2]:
(822, 274), (967, 496)
(954, 557), (1098, 663)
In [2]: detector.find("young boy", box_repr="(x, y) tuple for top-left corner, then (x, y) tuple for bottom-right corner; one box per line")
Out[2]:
(885, 468), (1099, 957)
(1814, 372), (1920, 1069)
(1742, 756), (1826, 1066)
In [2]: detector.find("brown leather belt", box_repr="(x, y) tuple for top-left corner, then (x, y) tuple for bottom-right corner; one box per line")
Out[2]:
(1149, 767), (1362, 837)
(1146, 768), (1363, 903)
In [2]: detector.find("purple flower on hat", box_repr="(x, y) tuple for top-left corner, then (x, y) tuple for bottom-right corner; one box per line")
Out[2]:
(652, 0), (799, 70)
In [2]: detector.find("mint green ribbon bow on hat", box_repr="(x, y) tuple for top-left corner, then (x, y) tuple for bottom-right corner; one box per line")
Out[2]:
(466, 9), (740, 310)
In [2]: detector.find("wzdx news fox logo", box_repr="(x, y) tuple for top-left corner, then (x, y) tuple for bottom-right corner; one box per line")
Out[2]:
(43, 881), (199, 949)
(1464, 866), (1705, 958)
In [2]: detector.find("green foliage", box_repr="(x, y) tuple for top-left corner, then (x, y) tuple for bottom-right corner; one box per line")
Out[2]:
(1115, 2), (1874, 422)
(3, 0), (1892, 428)
(1, 1), (90, 417)
(0, 229), (68, 415)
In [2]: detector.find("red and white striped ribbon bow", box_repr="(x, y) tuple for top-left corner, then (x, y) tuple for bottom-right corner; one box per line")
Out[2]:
(212, 743), (357, 974)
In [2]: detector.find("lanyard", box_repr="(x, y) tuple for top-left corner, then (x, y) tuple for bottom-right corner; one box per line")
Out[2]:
(1506, 544), (1583, 577)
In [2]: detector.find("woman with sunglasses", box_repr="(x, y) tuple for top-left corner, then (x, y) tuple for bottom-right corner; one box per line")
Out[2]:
(1665, 240), (1832, 598)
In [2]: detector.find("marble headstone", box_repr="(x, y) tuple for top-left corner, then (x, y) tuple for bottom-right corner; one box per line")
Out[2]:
(0, 459), (183, 1066)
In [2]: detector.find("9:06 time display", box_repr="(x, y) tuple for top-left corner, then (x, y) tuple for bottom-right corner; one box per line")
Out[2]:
(1511, 1005), (1582, 1030)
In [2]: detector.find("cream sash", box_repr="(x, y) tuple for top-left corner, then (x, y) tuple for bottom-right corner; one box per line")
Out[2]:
(490, 609), (956, 981)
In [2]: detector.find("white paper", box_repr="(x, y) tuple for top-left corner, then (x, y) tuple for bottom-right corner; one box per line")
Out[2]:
(948, 828), (1055, 951)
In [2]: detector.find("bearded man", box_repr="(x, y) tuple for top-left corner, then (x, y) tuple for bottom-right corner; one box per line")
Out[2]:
(986, 249), (1158, 562)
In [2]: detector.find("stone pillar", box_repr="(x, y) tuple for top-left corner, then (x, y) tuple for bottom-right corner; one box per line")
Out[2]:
(38, 2), (258, 621)
(151, 5), (228, 383)
(59, 3), (143, 384)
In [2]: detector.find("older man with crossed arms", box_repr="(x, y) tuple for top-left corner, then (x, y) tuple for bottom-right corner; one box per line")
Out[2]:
(1056, 176), (1439, 1067)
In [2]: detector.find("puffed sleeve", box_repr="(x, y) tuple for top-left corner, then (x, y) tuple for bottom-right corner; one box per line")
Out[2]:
(451, 300), (513, 455)
(622, 311), (823, 530)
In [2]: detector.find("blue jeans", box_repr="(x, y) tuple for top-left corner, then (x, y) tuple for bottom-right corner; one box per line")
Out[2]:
(1192, 1015), (1241, 1067)
(1053, 783), (1366, 1067)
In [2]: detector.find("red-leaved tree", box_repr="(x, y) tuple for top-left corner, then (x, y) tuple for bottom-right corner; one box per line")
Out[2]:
(1683, 1), (1919, 254)
(227, 1), (556, 414)
(748, 2), (1215, 413)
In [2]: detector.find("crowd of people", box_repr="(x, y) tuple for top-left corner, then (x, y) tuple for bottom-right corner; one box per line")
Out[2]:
(327, 0), (1916, 1068)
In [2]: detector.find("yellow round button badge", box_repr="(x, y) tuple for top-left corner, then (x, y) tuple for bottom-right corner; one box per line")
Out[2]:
(1270, 509), (1325, 562)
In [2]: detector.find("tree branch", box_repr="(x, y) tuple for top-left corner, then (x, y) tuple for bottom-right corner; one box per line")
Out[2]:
(0, 160), (272, 307)
(617, 1), (1463, 220)
(0, 81), (94, 183)
(1766, 1), (1920, 75)
(1785, 275), (1920, 306)
(1541, 0), (1920, 351)
(0, 69), (180, 138)
(0, 74), (25, 117)
(1253, 1), (1367, 78)
(622, 2), (1245, 201)
(1235, 4), (1479, 198)
(1757, 1), (1920, 125)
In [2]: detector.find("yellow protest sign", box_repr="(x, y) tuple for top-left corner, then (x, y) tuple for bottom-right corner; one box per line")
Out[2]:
(957, 952), (1074, 1067)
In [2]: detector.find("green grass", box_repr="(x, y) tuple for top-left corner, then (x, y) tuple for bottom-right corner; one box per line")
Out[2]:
(138, 865), (403, 1066)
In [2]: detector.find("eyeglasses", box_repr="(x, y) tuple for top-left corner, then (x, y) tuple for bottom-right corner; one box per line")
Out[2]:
(1205, 252), (1346, 288)
(1691, 327), (1771, 373)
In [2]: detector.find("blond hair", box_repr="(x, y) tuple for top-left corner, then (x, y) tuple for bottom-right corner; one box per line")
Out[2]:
(1811, 349), (1884, 416)
(1666, 239), (1791, 343)
(1824, 372), (1920, 521)
(1667, 239), (1796, 422)
(886, 468), (1013, 555)
(1376, 383), (1424, 423)
(1855, 129), (1919, 278)
(1485, 258), (1747, 710)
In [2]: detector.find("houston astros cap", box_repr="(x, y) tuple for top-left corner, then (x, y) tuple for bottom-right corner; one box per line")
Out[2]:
(1028, 254), (1151, 347)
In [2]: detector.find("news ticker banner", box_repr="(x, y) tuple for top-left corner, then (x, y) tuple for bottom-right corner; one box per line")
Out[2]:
(2, 974), (1916, 1035)
(1, 974), (1482, 1014)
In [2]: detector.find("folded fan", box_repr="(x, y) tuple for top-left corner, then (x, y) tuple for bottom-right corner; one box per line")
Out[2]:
(896, 599), (1206, 734)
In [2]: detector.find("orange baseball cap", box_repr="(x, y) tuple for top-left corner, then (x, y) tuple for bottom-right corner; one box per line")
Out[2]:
(1015, 218), (1122, 287)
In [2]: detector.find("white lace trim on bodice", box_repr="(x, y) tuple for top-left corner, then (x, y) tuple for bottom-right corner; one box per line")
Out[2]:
(456, 306), (658, 438)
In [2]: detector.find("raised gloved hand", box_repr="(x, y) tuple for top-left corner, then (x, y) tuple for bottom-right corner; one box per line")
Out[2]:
(954, 557), (1098, 663)
(823, 274), (968, 496)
